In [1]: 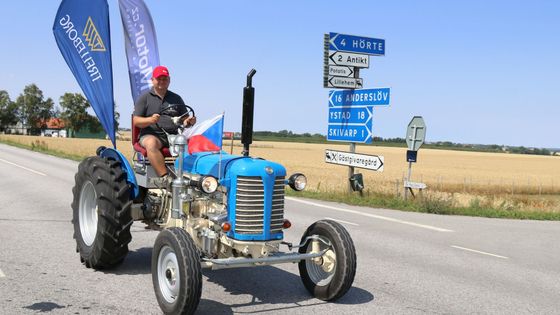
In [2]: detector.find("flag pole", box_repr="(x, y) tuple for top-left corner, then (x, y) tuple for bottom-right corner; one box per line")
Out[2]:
(218, 112), (225, 181)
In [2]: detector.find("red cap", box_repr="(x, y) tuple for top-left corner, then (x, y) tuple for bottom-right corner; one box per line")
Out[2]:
(153, 66), (170, 78)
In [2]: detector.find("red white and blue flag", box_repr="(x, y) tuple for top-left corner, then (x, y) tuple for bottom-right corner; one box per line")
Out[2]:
(184, 114), (224, 154)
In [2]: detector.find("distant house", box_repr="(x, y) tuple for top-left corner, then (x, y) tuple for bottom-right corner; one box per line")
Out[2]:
(3, 122), (29, 135)
(38, 118), (67, 138)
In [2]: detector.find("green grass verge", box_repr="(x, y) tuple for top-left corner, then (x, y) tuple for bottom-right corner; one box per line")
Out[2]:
(286, 189), (560, 221)
(0, 138), (84, 162)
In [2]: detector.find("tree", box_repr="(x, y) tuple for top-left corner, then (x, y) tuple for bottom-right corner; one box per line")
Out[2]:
(83, 115), (103, 133)
(59, 93), (89, 132)
(16, 84), (54, 134)
(0, 90), (18, 131)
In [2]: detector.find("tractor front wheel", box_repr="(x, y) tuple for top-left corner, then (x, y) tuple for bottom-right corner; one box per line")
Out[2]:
(298, 219), (357, 301)
(152, 228), (202, 315)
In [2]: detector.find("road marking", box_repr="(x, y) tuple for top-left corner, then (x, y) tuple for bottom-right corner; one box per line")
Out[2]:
(451, 245), (509, 259)
(325, 217), (359, 226)
(0, 158), (46, 176)
(0, 268), (5, 278)
(286, 197), (453, 232)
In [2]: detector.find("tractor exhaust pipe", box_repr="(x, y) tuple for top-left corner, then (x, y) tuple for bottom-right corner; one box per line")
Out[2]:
(241, 69), (256, 157)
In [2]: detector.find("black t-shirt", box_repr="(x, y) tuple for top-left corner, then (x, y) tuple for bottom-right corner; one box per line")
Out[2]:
(134, 88), (186, 139)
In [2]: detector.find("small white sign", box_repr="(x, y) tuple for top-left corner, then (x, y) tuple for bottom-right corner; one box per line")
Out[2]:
(329, 51), (370, 68)
(404, 181), (427, 189)
(325, 149), (384, 171)
(328, 65), (354, 77)
(328, 76), (363, 89)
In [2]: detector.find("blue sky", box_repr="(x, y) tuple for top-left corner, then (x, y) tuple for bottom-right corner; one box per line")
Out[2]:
(1, 1), (558, 148)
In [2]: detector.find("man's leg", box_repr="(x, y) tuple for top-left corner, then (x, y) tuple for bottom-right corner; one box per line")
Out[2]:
(140, 135), (168, 176)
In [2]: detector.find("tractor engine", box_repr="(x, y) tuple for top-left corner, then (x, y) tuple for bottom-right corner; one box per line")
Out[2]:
(179, 152), (290, 259)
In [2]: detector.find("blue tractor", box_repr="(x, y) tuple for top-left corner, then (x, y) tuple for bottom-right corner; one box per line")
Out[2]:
(71, 70), (357, 314)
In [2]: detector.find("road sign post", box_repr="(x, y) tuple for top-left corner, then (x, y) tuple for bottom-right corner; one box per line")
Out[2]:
(348, 68), (360, 192)
(323, 32), (388, 193)
(404, 116), (427, 200)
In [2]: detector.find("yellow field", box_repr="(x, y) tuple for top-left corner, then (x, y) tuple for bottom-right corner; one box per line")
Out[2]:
(2, 134), (559, 210)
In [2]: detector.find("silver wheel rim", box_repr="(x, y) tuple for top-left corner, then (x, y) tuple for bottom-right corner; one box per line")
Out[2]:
(158, 245), (180, 304)
(306, 242), (336, 286)
(79, 181), (98, 246)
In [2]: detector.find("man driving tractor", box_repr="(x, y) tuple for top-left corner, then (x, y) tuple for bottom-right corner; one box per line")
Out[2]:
(132, 65), (196, 184)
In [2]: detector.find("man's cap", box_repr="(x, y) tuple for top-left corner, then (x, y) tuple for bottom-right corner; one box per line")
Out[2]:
(153, 66), (170, 78)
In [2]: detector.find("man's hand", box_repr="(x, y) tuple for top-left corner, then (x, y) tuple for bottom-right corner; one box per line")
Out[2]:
(183, 116), (196, 128)
(149, 114), (160, 124)
(133, 114), (161, 129)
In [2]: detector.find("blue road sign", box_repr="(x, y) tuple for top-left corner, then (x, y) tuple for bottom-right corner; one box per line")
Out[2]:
(327, 123), (372, 143)
(329, 88), (390, 107)
(328, 106), (372, 125)
(329, 32), (385, 56)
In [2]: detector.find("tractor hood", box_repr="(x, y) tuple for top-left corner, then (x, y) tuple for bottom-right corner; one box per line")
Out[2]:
(178, 152), (287, 182)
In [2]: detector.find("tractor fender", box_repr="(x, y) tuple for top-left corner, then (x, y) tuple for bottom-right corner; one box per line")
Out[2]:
(97, 146), (139, 198)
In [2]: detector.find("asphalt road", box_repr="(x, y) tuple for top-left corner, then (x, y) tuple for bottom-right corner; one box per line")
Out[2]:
(1, 143), (559, 314)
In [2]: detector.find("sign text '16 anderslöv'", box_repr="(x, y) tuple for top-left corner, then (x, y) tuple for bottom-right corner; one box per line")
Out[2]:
(329, 88), (390, 107)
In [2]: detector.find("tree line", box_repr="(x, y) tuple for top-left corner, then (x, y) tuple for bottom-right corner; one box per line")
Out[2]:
(0, 83), (118, 135)
(253, 131), (554, 156)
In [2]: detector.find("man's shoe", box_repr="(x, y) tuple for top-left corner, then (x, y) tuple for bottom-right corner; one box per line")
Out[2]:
(152, 174), (172, 189)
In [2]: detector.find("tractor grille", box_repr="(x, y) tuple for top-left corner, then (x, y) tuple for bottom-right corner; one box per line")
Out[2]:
(270, 177), (285, 233)
(235, 176), (285, 235)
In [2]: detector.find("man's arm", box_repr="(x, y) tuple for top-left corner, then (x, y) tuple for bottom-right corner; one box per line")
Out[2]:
(133, 114), (160, 128)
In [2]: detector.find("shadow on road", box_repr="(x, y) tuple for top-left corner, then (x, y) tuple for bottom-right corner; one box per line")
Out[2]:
(102, 248), (374, 313)
(101, 247), (152, 275)
(197, 266), (373, 314)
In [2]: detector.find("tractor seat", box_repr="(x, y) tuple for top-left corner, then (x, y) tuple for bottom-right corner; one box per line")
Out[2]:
(132, 120), (172, 158)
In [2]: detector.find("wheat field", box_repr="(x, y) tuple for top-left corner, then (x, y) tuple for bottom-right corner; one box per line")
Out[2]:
(2, 134), (559, 210)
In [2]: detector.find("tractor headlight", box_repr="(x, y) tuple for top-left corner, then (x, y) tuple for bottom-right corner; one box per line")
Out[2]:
(199, 176), (218, 193)
(288, 173), (307, 191)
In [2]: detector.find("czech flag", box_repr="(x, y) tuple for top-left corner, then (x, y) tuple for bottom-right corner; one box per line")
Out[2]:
(184, 114), (224, 154)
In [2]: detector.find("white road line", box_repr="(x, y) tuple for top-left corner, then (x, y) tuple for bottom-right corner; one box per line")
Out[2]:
(0, 158), (46, 176)
(286, 197), (453, 232)
(451, 245), (509, 259)
(324, 217), (359, 226)
(0, 268), (5, 278)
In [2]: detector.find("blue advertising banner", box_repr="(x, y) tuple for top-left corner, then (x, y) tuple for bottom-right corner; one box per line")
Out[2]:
(53, 0), (116, 146)
(119, 0), (160, 103)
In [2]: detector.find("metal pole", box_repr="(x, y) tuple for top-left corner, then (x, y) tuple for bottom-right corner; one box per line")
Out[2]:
(404, 161), (412, 200)
(348, 142), (355, 192)
(404, 123), (419, 200)
(348, 68), (361, 193)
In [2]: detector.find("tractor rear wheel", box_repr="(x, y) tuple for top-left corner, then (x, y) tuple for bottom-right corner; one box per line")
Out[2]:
(71, 156), (133, 269)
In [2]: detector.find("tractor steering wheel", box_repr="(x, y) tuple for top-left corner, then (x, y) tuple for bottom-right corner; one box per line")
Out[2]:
(159, 103), (195, 124)
(153, 103), (196, 136)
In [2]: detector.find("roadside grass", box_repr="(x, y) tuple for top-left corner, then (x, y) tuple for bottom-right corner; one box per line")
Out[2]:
(286, 189), (560, 221)
(0, 138), (84, 161)
(2, 136), (559, 221)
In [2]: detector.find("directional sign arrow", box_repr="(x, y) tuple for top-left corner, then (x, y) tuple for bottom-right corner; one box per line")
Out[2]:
(329, 51), (369, 68)
(328, 106), (372, 125)
(329, 32), (385, 56)
(327, 123), (372, 143)
(329, 88), (391, 107)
